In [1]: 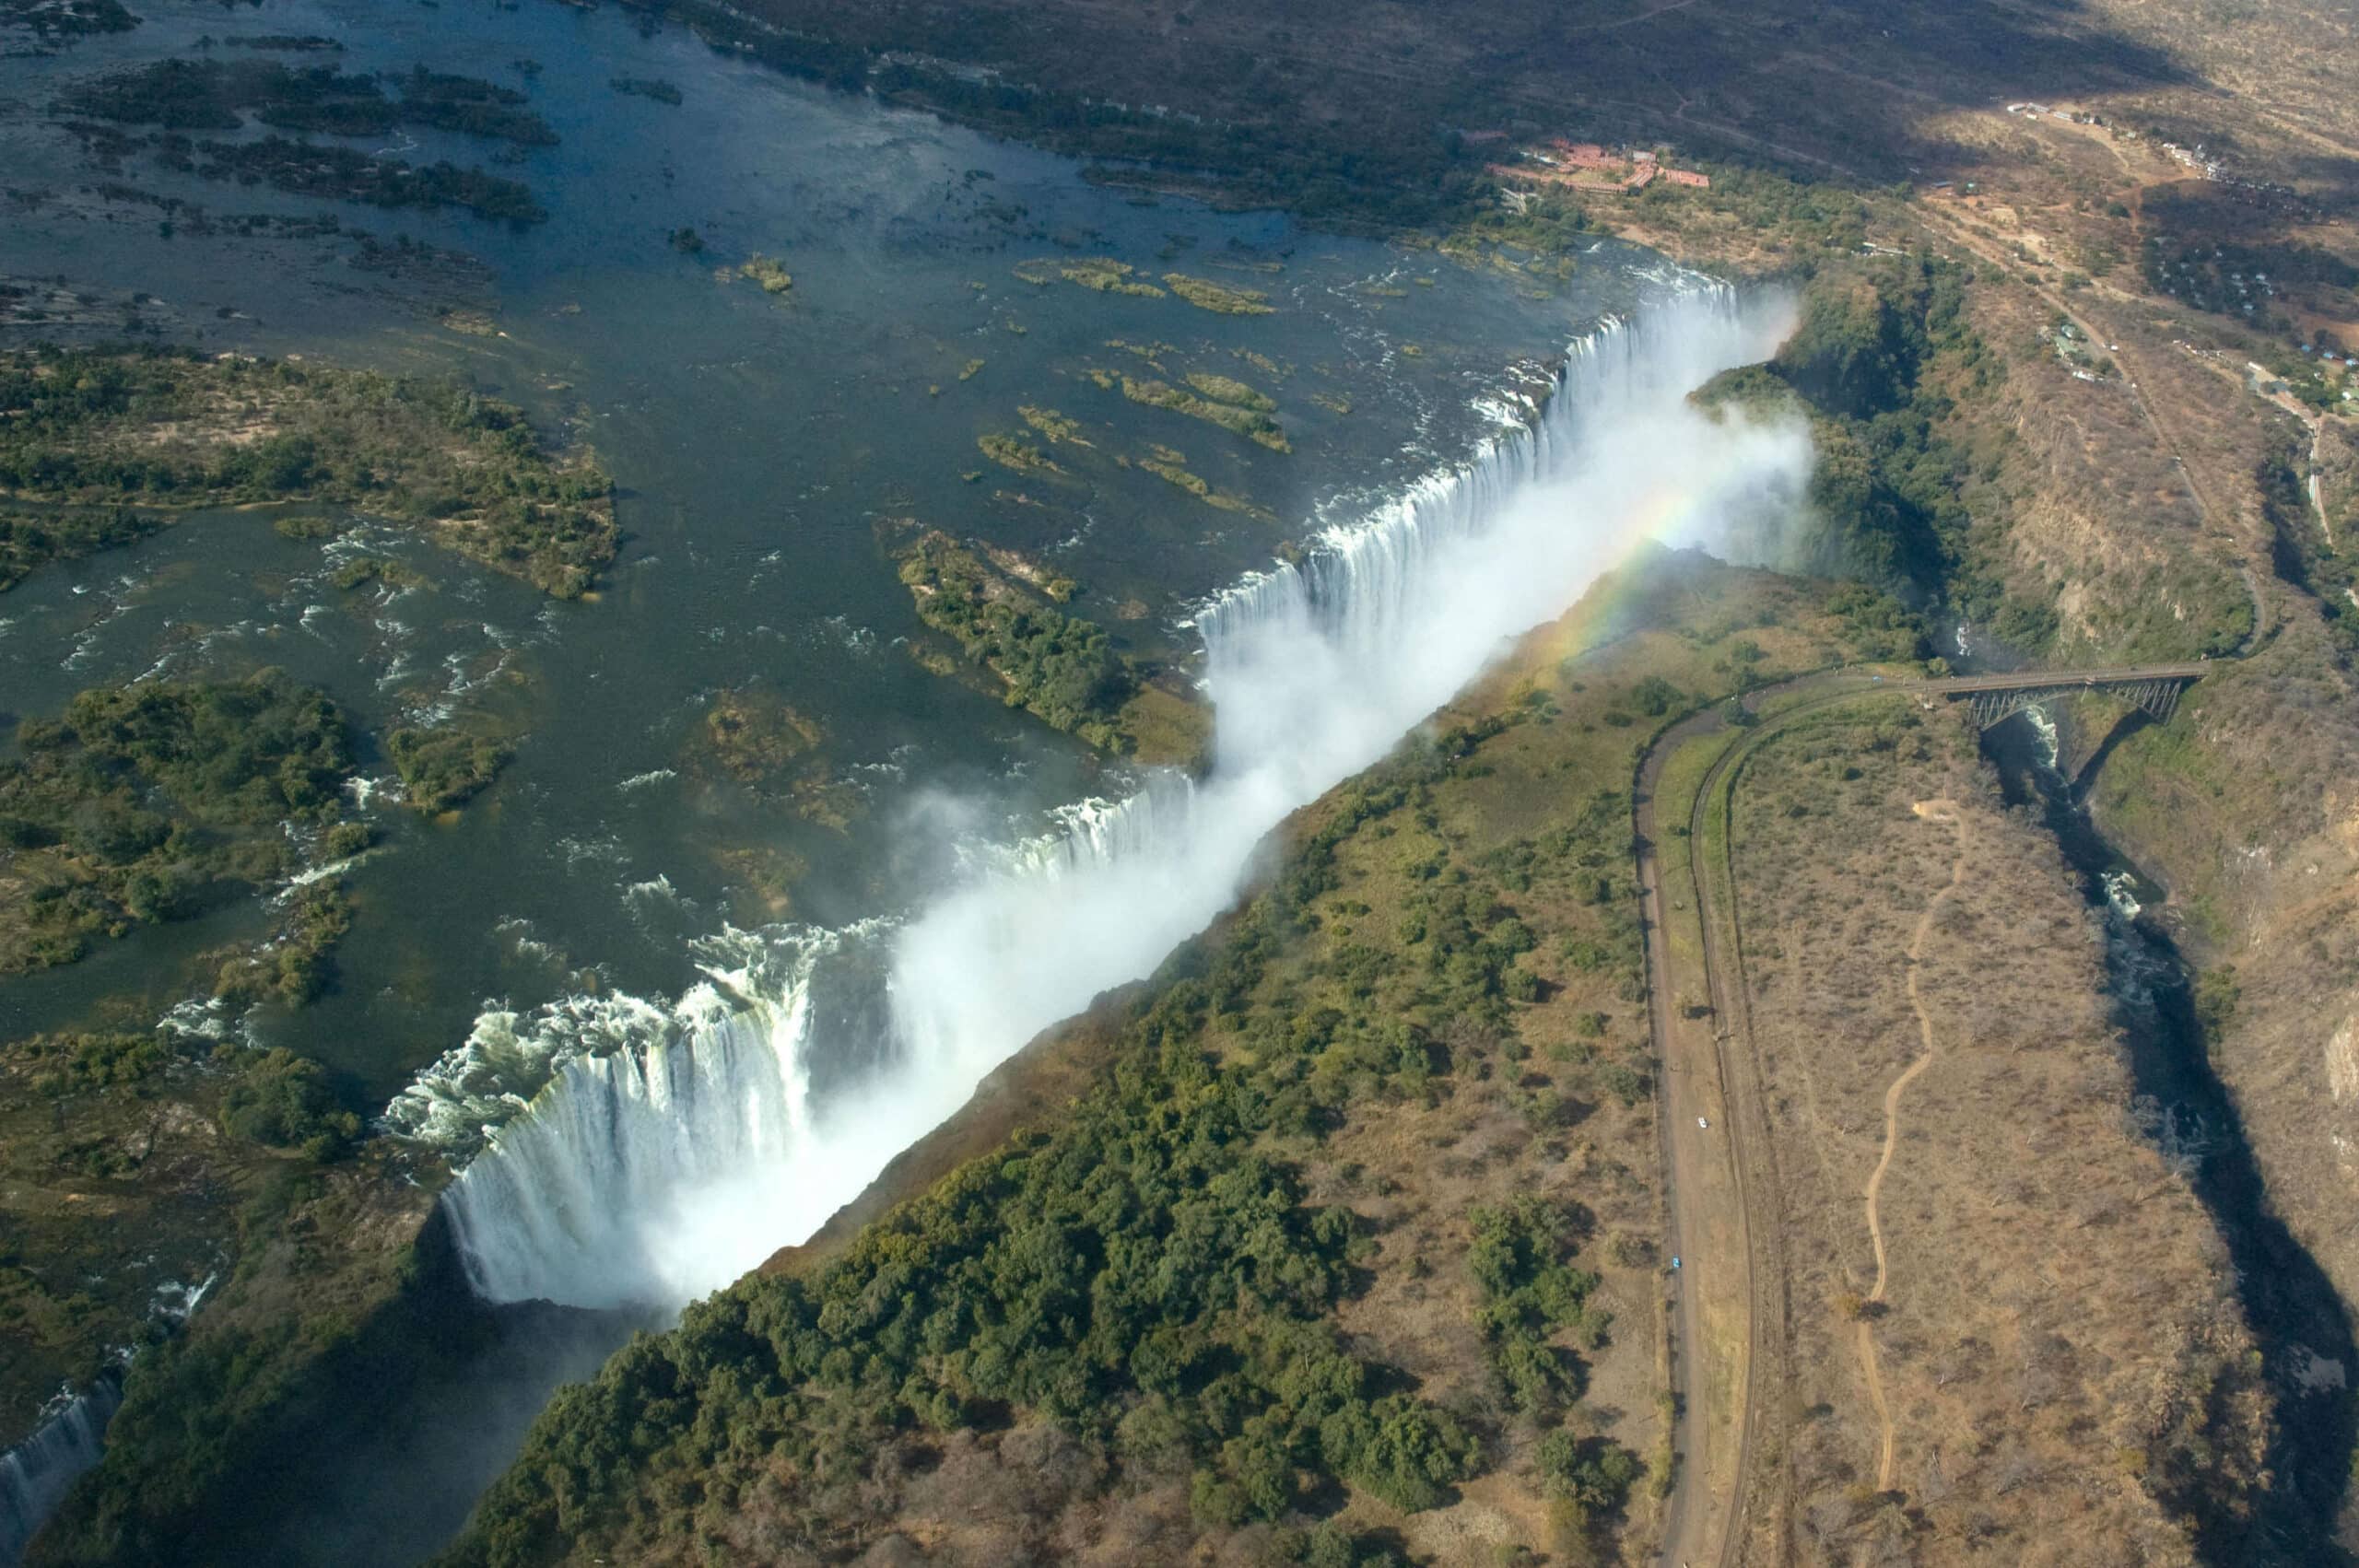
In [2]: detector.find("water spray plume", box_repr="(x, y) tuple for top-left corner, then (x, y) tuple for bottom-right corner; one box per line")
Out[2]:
(390, 286), (1813, 1311)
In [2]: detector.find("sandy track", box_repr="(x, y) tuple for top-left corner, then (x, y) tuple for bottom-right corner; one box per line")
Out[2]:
(1853, 803), (1966, 1492)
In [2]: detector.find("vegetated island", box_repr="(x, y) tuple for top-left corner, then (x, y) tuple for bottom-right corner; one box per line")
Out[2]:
(1095, 369), (1290, 453)
(0, 0), (135, 41)
(59, 59), (557, 146)
(172, 136), (547, 225)
(734, 254), (793, 294)
(386, 723), (514, 814)
(1133, 440), (1272, 519)
(1013, 256), (1166, 298)
(54, 58), (554, 222)
(0, 671), (358, 976)
(217, 33), (345, 53)
(1164, 273), (1275, 314)
(693, 685), (863, 830)
(610, 76), (685, 105)
(0, 345), (616, 598)
(888, 524), (1206, 766)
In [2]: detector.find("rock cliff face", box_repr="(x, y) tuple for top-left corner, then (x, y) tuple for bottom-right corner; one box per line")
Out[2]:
(23, 1166), (447, 1566)
(1973, 294), (2243, 661)
(2085, 619), (2359, 1552)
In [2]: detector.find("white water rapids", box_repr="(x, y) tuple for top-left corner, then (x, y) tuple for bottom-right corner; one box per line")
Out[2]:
(385, 286), (1813, 1310)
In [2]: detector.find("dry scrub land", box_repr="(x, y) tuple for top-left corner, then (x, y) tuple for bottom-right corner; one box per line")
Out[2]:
(1730, 701), (2267, 1564)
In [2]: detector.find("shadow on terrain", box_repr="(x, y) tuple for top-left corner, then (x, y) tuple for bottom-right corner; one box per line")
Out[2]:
(1990, 709), (2358, 1566)
(2066, 704), (2147, 798)
(634, 0), (2201, 203)
(38, 1208), (651, 1568)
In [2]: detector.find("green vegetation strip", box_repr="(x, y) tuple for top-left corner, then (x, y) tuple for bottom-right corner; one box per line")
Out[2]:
(1165, 275), (1275, 314)
(1117, 375), (1289, 452)
(61, 59), (557, 144)
(1017, 257), (1167, 297)
(440, 710), (1647, 1568)
(184, 137), (546, 225)
(1139, 457), (1270, 518)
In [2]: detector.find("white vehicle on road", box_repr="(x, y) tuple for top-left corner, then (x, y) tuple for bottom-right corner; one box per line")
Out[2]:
(1697, 1117), (1710, 1129)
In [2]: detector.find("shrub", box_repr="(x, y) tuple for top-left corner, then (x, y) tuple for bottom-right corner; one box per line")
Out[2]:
(387, 724), (511, 812)
(219, 1047), (359, 1158)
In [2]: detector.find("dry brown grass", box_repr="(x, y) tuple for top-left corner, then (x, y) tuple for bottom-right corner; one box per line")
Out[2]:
(1954, 279), (2248, 657)
(1728, 699), (2270, 1565)
(2077, 630), (2359, 1544)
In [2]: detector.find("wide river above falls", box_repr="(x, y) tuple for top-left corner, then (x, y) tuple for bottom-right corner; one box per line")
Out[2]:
(0, 4), (1719, 1557)
(1, 0), (1672, 1092)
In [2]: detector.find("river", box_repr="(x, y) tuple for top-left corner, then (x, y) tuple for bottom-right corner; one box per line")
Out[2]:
(0, 0), (1731, 1558)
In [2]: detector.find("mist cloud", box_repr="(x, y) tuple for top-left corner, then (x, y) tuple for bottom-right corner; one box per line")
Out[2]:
(428, 287), (1815, 1311)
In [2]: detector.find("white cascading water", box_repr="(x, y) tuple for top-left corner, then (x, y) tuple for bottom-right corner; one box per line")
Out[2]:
(391, 285), (1813, 1311)
(2, 1380), (122, 1564)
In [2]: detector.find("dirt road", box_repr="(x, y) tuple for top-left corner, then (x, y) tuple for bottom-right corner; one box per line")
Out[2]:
(1636, 685), (1827, 1568)
(1636, 701), (1747, 1568)
(1640, 670), (1917, 1566)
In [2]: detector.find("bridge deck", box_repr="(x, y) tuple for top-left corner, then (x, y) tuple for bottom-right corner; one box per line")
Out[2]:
(1898, 663), (2209, 731)
(1916, 662), (2212, 695)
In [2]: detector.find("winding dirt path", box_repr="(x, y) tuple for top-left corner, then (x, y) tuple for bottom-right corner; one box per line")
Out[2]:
(1853, 803), (1966, 1491)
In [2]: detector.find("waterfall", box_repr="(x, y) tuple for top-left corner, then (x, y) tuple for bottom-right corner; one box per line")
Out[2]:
(985, 776), (1202, 883)
(402, 924), (895, 1308)
(2, 1378), (122, 1566)
(395, 284), (1813, 1312)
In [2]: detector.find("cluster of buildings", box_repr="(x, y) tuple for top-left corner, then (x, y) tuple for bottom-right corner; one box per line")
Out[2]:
(1485, 139), (1711, 196)
(2005, 101), (2095, 125)
(2003, 100), (2238, 190)
(2158, 139), (2225, 181)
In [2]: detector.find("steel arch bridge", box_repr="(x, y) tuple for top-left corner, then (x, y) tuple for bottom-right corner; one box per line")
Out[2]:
(1925, 664), (2210, 731)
